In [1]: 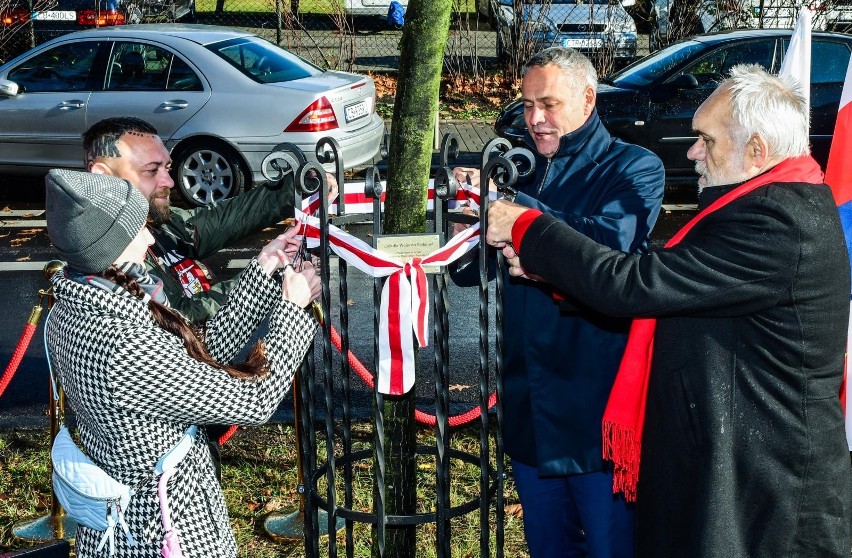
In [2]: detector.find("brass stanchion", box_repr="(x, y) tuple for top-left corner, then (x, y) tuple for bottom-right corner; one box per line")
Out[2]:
(263, 371), (343, 542)
(13, 261), (78, 542)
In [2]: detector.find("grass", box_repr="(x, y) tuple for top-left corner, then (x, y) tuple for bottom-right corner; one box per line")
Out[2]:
(0, 423), (528, 557)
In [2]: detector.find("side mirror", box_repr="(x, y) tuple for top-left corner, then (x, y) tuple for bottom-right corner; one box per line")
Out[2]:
(669, 73), (699, 90)
(0, 79), (19, 97)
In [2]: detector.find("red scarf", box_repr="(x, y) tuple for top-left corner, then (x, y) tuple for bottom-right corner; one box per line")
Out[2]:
(602, 156), (825, 502)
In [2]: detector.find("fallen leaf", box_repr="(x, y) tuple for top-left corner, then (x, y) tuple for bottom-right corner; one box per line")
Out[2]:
(262, 497), (287, 513)
(505, 503), (524, 518)
(448, 384), (469, 392)
(16, 256), (31, 262)
(1, 206), (9, 212)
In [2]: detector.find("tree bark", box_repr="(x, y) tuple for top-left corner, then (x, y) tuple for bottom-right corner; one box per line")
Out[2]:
(383, 0), (452, 234)
(375, 0), (452, 556)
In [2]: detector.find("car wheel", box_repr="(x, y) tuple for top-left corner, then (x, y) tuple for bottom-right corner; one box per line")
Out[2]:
(172, 140), (246, 206)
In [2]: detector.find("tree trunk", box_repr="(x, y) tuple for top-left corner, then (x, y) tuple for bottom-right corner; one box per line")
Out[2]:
(375, 0), (452, 556)
(383, 0), (452, 234)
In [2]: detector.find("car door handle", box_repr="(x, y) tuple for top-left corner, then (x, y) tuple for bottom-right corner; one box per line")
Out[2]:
(159, 100), (189, 110)
(58, 100), (85, 110)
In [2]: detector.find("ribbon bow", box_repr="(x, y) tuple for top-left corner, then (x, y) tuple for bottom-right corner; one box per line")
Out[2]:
(293, 209), (480, 395)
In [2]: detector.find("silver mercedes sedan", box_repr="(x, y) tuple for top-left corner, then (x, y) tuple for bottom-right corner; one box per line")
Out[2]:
(0, 24), (385, 205)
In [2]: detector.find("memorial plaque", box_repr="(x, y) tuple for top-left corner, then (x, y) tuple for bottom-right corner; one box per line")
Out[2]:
(375, 234), (442, 273)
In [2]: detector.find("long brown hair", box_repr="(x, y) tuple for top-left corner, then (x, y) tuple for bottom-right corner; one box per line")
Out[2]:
(103, 266), (270, 380)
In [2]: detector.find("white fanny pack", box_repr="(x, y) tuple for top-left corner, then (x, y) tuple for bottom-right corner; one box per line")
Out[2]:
(45, 307), (198, 555)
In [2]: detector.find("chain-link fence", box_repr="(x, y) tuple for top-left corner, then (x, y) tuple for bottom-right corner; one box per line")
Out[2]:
(3, 0), (852, 75)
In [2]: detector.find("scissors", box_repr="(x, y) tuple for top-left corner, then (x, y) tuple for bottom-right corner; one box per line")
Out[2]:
(288, 214), (324, 324)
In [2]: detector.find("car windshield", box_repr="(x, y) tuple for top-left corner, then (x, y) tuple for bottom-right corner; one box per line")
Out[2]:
(207, 36), (322, 84)
(607, 40), (707, 88)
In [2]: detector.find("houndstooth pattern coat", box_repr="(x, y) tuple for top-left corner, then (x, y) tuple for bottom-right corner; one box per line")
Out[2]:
(46, 260), (316, 557)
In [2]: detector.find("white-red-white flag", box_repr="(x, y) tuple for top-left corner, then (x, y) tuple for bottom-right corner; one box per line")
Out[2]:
(825, 53), (852, 450)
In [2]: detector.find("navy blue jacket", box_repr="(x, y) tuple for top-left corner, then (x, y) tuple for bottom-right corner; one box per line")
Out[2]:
(456, 110), (664, 476)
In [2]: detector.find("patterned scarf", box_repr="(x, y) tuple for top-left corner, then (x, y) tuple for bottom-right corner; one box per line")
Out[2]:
(602, 156), (826, 502)
(67, 262), (170, 307)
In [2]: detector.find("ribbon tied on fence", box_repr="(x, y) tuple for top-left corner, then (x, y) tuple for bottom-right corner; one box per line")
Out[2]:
(300, 177), (492, 216)
(293, 209), (480, 395)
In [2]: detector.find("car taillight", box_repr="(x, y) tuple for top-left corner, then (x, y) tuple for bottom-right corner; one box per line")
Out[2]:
(77, 9), (125, 26)
(2, 9), (30, 25)
(285, 96), (338, 132)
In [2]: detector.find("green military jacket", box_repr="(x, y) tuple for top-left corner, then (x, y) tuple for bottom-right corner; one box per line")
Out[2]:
(145, 178), (294, 323)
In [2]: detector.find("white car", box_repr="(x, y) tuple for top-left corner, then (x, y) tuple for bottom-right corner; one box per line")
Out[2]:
(653, 0), (831, 49)
(653, 0), (756, 46)
(489, 0), (638, 61)
(343, 0), (408, 17)
(0, 24), (385, 205)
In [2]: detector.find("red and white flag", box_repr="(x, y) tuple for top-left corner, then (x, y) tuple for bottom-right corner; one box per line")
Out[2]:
(824, 54), (852, 450)
(779, 7), (812, 107)
(778, 7), (852, 448)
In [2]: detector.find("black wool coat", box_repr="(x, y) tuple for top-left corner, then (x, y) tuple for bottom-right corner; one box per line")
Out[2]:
(516, 180), (852, 558)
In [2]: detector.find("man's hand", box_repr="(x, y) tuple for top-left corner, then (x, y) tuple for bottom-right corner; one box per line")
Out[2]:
(451, 166), (497, 192)
(326, 172), (339, 203)
(452, 166), (480, 189)
(452, 206), (477, 237)
(487, 199), (529, 248)
(502, 244), (538, 281)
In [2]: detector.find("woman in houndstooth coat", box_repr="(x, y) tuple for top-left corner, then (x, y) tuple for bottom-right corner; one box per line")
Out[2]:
(43, 169), (319, 557)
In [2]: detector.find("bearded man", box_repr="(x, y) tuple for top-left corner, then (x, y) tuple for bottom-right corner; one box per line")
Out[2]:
(83, 117), (329, 323)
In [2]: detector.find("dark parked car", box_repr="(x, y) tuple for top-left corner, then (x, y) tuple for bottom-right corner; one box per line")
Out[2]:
(495, 29), (852, 185)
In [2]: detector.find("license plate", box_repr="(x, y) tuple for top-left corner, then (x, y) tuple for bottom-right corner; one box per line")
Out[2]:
(344, 100), (369, 123)
(33, 10), (76, 20)
(562, 38), (604, 49)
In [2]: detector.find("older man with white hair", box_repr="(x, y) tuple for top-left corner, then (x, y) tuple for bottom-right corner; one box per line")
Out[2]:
(486, 64), (852, 557)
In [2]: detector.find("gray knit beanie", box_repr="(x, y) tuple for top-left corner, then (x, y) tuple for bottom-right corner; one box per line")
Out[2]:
(45, 169), (148, 273)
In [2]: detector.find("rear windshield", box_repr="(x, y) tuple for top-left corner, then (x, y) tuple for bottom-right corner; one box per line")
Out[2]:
(207, 36), (321, 83)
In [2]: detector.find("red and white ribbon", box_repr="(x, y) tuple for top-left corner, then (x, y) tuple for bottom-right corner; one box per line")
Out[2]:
(293, 208), (480, 395)
(301, 179), (492, 216)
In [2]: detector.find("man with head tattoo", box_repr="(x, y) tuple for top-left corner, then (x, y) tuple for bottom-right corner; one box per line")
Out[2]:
(82, 117), (333, 323)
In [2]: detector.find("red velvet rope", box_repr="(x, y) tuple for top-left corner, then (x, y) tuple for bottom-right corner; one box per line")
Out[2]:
(217, 424), (239, 446)
(0, 322), (37, 399)
(328, 325), (497, 427)
(219, 323), (498, 445)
